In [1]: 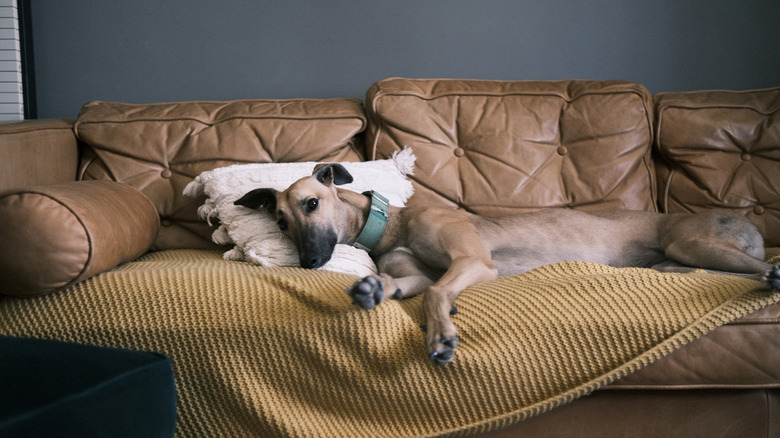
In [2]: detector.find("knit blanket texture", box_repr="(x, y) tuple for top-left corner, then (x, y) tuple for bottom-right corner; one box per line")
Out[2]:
(1, 249), (778, 437)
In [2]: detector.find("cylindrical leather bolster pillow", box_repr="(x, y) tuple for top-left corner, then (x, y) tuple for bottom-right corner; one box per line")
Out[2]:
(0, 180), (160, 296)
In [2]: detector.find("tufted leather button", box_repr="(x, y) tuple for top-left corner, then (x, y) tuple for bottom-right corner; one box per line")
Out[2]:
(454, 147), (465, 157)
(161, 169), (172, 178)
(741, 153), (752, 161)
(557, 146), (568, 156)
(160, 219), (173, 227)
(753, 205), (765, 215)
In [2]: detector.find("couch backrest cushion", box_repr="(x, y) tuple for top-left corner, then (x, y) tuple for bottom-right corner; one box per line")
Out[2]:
(74, 99), (366, 250)
(655, 87), (780, 246)
(365, 78), (656, 215)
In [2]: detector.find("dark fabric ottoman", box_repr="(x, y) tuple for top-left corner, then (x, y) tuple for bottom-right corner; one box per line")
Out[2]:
(0, 336), (176, 437)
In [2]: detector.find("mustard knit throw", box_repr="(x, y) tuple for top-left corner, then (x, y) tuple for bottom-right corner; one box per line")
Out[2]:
(2, 249), (778, 437)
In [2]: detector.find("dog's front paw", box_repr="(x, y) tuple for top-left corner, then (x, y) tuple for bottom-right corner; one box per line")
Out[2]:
(426, 322), (458, 366)
(764, 264), (780, 290)
(346, 275), (385, 309)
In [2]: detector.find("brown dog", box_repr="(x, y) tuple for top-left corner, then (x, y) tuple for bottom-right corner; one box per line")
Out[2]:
(235, 164), (780, 365)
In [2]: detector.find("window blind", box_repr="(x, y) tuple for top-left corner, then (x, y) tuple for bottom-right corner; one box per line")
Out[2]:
(0, 0), (22, 121)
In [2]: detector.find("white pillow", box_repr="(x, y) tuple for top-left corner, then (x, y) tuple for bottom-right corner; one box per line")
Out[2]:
(183, 148), (415, 277)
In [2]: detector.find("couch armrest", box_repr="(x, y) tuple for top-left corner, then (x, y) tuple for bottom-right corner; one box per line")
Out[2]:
(0, 181), (161, 297)
(0, 118), (80, 192)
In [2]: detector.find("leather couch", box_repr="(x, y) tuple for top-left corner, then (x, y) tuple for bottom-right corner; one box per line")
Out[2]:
(1, 79), (778, 437)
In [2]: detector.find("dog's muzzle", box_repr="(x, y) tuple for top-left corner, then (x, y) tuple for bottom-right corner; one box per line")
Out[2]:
(297, 226), (338, 269)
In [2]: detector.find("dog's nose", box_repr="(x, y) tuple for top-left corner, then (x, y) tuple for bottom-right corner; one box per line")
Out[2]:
(301, 254), (321, 269)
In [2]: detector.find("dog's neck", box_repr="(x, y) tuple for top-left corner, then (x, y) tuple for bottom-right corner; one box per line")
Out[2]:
(337, 189), (404, 256)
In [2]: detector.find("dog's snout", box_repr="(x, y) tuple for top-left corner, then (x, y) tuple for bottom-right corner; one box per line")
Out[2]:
(302, 254), (323, 269)
(295, 225), (338, 270)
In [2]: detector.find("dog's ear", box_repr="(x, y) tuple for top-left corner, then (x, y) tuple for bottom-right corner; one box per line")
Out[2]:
(312, 163), (354, 186)
(234, 188), (277, 212)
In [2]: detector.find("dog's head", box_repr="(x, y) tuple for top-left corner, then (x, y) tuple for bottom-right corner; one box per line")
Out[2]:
(234, 164), (354, 269)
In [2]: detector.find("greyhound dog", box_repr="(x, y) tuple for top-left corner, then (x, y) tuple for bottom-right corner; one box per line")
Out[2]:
(235, 163), (780, 365)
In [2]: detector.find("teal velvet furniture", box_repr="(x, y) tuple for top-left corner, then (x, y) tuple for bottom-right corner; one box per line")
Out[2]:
(0, 336), (176, 437)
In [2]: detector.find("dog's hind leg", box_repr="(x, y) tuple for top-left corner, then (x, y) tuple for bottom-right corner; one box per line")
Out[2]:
(658, 211), (779, 289)
(653, 259), (762, 280)
(661, 239), (779, 290)
(664, 238), (769, 273)
(766, 265), (780, 290)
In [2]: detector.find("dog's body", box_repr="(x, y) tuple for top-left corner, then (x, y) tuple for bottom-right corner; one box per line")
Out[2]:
(236, 164), (780, 365)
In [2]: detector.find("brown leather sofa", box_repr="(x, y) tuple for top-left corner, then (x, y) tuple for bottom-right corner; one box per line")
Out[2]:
(1, 79), (778, 437)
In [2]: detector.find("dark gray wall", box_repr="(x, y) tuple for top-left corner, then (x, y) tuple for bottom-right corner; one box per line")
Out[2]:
(31, 0), (780, 119)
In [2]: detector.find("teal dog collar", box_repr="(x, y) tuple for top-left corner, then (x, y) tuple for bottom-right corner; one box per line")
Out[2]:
(354, 191), (389, 253)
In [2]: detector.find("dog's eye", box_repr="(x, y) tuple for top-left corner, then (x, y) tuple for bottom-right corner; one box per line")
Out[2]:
(277, 219), (288, 231)
(305, 198), (319, 213)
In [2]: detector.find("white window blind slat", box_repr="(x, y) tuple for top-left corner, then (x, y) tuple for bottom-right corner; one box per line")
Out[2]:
(0, 59), (20, 70)
(0, 80), (20, 93)
(0, 39), (19, 51)
(0, 90), (21, 101)
(0, 70), (20, 82)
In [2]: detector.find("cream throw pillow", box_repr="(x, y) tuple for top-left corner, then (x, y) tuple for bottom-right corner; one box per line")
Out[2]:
(184, 148), (415, 277)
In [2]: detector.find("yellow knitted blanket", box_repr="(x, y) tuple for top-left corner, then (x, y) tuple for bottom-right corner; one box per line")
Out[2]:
(1, 249), (779, 437)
